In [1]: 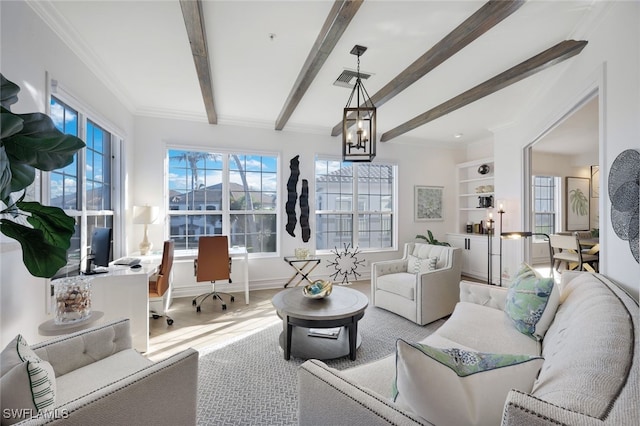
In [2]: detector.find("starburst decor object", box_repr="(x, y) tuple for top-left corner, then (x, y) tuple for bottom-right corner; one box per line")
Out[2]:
(327, 243), (365, 285)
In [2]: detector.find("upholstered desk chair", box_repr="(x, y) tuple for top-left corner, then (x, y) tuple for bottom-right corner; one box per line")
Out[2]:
(149, 240), (175, 325)
(193, 235), (234, 312)
(549, 234), (598, 272)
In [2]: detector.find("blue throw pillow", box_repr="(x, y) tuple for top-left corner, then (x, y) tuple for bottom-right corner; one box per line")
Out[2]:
(505, 274), (559, 340)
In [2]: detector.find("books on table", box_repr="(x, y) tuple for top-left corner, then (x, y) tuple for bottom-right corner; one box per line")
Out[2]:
(308, 327), (341, 339)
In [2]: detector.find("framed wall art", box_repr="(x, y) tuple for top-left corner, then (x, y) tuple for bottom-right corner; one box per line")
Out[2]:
(565, 177), (590, 231)
(414, 185), (443, 221)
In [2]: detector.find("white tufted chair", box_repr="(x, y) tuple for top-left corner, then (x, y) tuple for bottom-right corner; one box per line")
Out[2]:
(7, 319), (198, 425)
(371, 242), (462, 325)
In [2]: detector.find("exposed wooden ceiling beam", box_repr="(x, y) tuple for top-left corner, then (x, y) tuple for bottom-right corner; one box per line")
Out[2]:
(380, 40), (588, 142)
(331, 0), (525, 137)
(180, 0), (217, 124)
(275, 0), (363, 131)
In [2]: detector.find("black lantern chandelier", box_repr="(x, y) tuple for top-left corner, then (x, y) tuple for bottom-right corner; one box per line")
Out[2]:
(342, 45), (376, 162)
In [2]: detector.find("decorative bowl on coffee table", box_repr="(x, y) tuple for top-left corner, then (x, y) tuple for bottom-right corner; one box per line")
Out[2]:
(303, 280), (333, 299)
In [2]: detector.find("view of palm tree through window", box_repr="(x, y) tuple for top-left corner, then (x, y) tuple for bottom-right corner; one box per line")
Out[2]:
(167, 150), (278, 254)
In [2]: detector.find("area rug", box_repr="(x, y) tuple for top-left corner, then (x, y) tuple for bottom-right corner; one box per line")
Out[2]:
(197, 304), (444, 425)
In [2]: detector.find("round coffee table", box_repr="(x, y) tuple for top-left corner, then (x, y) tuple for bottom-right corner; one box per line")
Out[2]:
(271, 286), (368, 361)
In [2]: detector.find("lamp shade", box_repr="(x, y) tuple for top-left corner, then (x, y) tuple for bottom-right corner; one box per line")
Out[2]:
(133, 205), (159, 225)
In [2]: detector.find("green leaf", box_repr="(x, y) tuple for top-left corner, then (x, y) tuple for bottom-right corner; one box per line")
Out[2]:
(0, 74), (20, 109)
(8, 161), (35, 193)
(0, 146), (12, 200)
(3, 111), (85, 171)
(18, 201), (76, 249)
(0, 219), (69, 278)
(1, 109), (24, 139)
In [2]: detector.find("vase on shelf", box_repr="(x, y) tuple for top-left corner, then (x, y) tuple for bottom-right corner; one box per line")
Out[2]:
(52, 276), (93, 324)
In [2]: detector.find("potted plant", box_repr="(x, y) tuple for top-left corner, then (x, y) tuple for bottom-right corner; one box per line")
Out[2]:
(0, 74), (86, 278)
(415, 230), (450, 246)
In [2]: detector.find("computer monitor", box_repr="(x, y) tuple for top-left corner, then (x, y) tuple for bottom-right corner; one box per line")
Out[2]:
(90, 227), (112, 267)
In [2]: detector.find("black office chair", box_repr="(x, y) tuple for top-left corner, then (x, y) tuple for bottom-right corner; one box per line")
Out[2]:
(193, 236), (234, 312)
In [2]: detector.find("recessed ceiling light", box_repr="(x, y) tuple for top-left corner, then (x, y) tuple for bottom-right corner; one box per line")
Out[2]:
(454, 133), (463, 139)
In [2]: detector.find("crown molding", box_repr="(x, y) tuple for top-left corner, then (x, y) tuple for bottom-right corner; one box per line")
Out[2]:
(26, 0), (137, 113)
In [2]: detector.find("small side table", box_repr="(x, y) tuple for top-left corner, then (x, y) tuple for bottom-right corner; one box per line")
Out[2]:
(38, 311), (105, 336)
(284, 256), (321, 288)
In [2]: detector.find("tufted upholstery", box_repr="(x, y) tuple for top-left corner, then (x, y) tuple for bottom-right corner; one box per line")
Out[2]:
(33, 319), (131, 377)
(459, 280), (507, 309)
(371, 243), (462, 325)
(13, 319), (198, 425)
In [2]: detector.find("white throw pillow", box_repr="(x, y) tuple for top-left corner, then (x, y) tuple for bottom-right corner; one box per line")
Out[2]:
(0, 360), (56, 425)
(407, 255), (438, 274)
(1, 334), (41, 377)
(393, 340), (543, 426)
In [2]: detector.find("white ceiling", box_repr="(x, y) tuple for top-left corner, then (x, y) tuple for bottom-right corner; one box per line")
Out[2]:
(533, 95), (598, 156)
(30, 0), (604, 147)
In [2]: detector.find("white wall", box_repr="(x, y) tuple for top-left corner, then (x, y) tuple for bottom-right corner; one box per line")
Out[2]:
(494, 1), (640, 299)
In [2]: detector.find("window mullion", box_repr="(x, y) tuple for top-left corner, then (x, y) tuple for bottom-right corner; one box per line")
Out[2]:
(79, 113), (89, 257)
(352, 164), (359, 247)
(222, 154), (230, 235)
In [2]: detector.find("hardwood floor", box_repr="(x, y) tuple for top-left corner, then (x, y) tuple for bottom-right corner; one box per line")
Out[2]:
(146, 281), (371, 362)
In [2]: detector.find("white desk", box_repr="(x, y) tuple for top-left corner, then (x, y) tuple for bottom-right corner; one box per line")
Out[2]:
(89, 264), (157, 353)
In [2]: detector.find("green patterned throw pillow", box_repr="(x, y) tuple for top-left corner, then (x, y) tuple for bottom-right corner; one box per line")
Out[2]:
(514, 262), (539, 280)
(505, 274), (559, 340)
(393, 340), (543, 426)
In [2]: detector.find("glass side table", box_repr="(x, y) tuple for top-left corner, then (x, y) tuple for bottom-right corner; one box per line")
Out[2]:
(283, 256), (321, 288)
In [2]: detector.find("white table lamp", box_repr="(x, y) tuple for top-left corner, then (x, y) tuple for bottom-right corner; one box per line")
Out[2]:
(133, 205), (159, 255)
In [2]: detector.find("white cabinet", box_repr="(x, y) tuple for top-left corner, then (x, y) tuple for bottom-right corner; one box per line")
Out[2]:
(447, 233), (489, 281)
(456, 158), (494, 234)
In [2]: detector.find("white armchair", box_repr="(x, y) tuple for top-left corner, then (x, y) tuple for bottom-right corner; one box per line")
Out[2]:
(371, 242), (462, 325)
(1, 319), (198, 425)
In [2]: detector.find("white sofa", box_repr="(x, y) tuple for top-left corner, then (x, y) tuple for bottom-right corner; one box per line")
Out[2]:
(371, 243), (462, 325)
(0, 319), (198, 425)
(298, 271), (639, 425)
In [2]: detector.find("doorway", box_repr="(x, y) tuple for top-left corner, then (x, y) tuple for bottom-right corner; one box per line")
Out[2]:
(523, 93), (600, 275)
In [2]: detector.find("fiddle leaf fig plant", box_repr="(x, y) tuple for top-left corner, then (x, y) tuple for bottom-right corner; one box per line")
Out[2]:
(0, 74), (86, 278)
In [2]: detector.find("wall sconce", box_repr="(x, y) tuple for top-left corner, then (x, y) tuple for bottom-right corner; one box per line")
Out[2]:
(133, 205), (159, 255)
(501, 231), (553, 279)
(342, 45), (376, 162)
